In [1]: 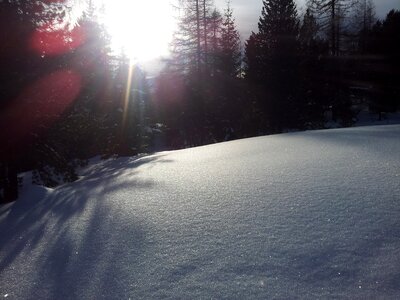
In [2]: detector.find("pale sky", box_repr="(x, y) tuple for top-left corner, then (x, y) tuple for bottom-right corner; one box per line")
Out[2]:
(215, 0), (400, 40)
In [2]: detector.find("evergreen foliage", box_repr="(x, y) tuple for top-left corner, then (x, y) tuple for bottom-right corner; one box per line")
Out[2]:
(245, 0), (302, 131)
(219, 1), (241, 77)
(300, 8), (320, 51)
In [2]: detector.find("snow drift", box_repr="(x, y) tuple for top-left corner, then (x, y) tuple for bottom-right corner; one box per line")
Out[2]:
(1, 125), (400, 299)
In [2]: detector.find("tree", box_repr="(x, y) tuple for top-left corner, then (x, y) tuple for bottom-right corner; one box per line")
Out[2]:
(381, 10), (400, 57)
(298, 8), (328, 128)
(300, 8), (319, 52)
(166, 0), (224, 145)
(0, 0), (39, 202)
(219, 1), (241, 77)
(0, 0), (126, 198)
(308, 0), (355, 55)
(244, 32), (263, 83)
(245, 0), (300, 131)
(366, 10), (400, 117)
(169, 1), (198, 73)
(170, 0), (216, 74)
(350, 0), (376, 53)
(207, 8), (223, 74)
(365, 10), (400, 55)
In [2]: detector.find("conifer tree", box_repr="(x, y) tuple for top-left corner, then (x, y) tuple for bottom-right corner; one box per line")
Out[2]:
(219, 1), (241, 77)
(300, 8), (319, 51)
(245, 0), (300, 131)
(244, 32), (263, 82)
(208, 8), (223, 74)
(252, 0), (299, 78)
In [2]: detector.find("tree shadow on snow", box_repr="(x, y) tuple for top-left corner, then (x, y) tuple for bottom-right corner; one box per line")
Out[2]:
(0, 153), (173, 299)
(286, 219), (400, 294)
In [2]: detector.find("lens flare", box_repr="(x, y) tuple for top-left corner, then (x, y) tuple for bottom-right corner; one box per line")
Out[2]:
(1, 70), (82, 152)
(30, 24), (86, 56)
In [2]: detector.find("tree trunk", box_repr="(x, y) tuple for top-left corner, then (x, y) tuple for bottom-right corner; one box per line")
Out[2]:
(196, 0), (201, 73)
(1, 161), (18, 203)
(203, 0), (208, 66)
(331, 0), (336, 55)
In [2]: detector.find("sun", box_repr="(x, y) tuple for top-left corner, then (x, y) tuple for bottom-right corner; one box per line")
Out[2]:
(100, 0), (177, 62)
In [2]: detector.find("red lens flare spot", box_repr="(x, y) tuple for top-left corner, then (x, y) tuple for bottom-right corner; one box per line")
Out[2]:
(30, 25), (86, 56)
(1, 70), (82, 152)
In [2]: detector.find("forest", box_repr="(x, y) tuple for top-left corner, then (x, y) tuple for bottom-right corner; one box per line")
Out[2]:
(1, 0), (399, 202)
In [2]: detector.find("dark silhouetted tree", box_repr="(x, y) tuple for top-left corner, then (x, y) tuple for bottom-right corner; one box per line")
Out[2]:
(219, 1), (241, 77)
(170, 0), (217, 74)
(308, 0), (356, 55)
(208, 8), (222, 74)
(245, 0), (301, 131)
(351, 0), (376, 53)
(300, 8), (319, 52)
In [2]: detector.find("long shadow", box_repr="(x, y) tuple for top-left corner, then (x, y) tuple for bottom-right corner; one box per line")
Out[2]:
(226, 219), (400, 295)
(0, 153), (173, 298)
(286, 219), (400, 292)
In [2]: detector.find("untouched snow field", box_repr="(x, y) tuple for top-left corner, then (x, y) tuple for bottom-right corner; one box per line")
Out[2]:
(1, 125), (400, 299)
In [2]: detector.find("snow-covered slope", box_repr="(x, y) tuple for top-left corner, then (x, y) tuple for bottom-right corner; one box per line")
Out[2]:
(1, 125), (400, 299)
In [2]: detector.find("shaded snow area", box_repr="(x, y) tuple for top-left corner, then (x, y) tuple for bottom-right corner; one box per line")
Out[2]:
(1, 125), (400, 299)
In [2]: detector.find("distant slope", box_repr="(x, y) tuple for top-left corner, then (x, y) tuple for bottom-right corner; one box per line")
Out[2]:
(1, 125), (400, 299)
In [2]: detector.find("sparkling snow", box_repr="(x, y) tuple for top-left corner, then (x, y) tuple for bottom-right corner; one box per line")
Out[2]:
(1, 125), (400, 299)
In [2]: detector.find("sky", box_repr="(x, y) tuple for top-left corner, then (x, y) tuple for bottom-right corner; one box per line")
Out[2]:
(215, 0), (400, 40)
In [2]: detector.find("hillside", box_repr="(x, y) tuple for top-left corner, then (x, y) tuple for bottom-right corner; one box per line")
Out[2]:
(1, 125), (400, 299)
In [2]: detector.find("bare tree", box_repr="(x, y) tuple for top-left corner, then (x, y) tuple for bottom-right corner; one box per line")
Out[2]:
(308, 0), (357, 55)
(169, 0), (217, 74)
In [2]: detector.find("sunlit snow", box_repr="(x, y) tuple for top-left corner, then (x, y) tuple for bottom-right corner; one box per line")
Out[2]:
(1, 125), (399, 299)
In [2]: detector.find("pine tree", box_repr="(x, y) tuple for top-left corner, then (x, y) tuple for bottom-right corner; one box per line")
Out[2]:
(298, 8), (329, 128)
(300, 8), (319, 51)
(219, 1), (241, 77)
(245, 0), (300, 131)
(381, 10), (400, 57)
(244, 32), (263, 82)
(207, 8), (223, 74)
(368, 10), (400, 118)
(256, 0), (299, 77)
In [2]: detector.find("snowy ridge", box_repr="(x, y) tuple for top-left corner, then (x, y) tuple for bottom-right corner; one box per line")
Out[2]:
(1, 125), (400, 299)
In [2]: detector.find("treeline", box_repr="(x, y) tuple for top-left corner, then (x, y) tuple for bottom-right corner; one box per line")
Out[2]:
(0, 0), (399, 202)
(156, 0), (400, 145)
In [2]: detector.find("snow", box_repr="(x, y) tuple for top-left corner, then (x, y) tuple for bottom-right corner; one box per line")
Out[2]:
(1, 125), (400, 299)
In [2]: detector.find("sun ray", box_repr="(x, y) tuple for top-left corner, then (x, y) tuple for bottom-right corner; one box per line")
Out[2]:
(122, 62), (134, 135)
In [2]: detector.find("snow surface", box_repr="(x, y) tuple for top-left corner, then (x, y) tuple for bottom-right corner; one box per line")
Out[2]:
(1, 125), (400, 299)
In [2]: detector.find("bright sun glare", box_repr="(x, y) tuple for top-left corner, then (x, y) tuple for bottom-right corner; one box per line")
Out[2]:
(100, 0), (177, 62)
